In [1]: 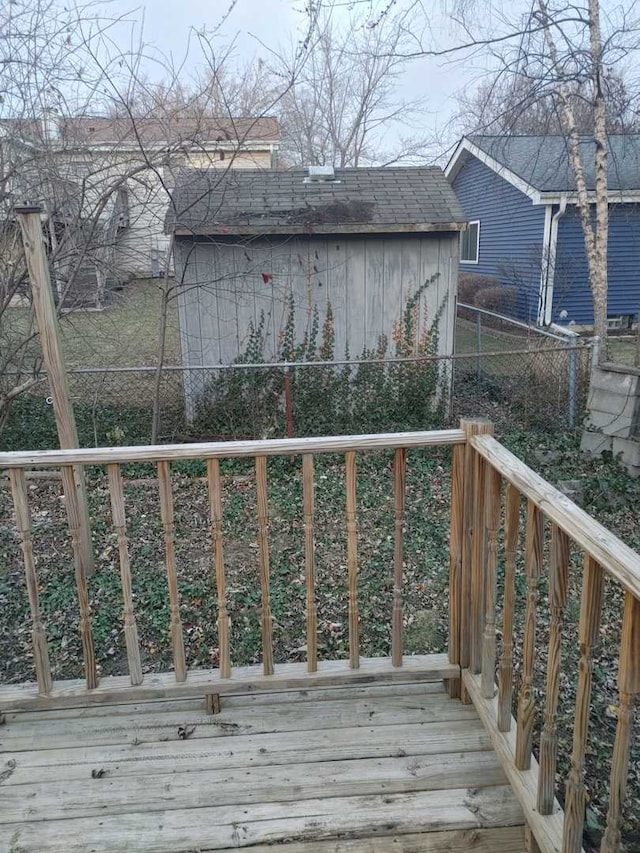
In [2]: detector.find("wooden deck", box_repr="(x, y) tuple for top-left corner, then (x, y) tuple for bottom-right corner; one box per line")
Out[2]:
(0, 679), (525, 853)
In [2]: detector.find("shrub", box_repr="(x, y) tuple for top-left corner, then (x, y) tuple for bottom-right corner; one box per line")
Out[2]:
(473, 284), (517, 317)
(457, 273), (501, 307)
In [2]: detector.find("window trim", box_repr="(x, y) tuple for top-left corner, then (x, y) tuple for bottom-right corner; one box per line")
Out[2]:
(460, 220), (480, 264)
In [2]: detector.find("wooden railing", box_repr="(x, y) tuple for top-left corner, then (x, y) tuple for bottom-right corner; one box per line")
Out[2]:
(457, 420), (640, 853)
(2, 422), (640, 852)
(0, 429), (463, 707)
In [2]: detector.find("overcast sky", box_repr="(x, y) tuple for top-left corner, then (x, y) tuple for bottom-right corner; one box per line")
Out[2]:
(99, 0), (480, 152)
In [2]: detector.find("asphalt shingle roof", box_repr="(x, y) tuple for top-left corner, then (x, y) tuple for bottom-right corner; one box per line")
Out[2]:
(468, 134), (640, 193)
(166, 167), (466, 235)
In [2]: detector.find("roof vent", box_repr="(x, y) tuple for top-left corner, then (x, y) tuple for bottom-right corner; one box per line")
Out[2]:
(304, 165), (338, 184)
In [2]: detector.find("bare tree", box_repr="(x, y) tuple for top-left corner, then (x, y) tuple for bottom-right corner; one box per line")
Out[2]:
(384, 0), (640, 356)
(455, 67), (636, 135)
(275, 6), (435, 167)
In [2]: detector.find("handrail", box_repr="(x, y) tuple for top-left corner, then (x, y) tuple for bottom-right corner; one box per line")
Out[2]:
(0, 429), (466, 469)
(471, 434), (640, 600)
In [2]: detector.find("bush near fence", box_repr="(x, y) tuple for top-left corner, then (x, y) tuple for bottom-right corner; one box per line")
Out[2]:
(0, 302), (593, 451)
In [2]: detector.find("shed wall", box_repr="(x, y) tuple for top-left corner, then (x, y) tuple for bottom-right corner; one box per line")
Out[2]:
(174, 233), (457, 395)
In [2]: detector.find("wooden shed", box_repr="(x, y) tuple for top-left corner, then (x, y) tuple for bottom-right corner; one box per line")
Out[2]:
(166, 166), (465, 394)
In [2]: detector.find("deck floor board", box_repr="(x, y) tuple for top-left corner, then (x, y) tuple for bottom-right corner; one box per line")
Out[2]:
(0, 680), (525, 852)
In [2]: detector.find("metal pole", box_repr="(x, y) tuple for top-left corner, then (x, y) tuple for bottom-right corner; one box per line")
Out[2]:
(567, 344), (577, 429)
(476, 309), (482, 381)
(15, 206), (95, 577)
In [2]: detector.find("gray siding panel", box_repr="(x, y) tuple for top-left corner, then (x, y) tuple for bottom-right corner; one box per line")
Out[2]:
(173, 234), (458, 407)
(451, 156), (546, 322)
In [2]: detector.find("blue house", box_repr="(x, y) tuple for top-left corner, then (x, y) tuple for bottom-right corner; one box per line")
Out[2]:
(446, 134), (640, 327)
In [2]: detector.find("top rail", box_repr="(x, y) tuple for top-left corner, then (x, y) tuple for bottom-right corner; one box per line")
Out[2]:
(472, 434), (640, 600)
(0, 429), (466, 469)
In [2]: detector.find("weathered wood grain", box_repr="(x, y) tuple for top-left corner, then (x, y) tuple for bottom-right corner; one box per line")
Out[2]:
(515, 501), (543, 771)
(448, 443), (464, 698)
(392, 447), (407, 667)
(345, 450), (360, 669)
(0, 429), (466, 469)
(106, 464), (143, 686)
(206, 458), (231, 679)
(8, 468), (52, 696)
(600, 591), (640, 853)
(460, 419), (493, 681)
(497, 483), (520, 732)
(0, 654), (457, 711)
(563, 556), (604, 853)
(471, 434), (640, 600)
(203, 828), (527, 853)
(537, 525), (569, 815)
(481, 465), (501, 699)
(0, 752), (507, 824)
(157, 461), (186, 683)
(15, 207), (95, 579)
(463, 670), (567, 853)
(60, 464), (97, 691)
(255, 455), (274, 676)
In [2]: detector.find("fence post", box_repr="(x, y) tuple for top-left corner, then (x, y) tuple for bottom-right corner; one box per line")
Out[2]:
(15, 206), (95, 578)
(476, 309), (482, 381)
(567, 343), (577, 429)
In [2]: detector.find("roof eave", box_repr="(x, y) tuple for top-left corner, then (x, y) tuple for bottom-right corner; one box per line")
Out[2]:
(170, 221), (467, 237)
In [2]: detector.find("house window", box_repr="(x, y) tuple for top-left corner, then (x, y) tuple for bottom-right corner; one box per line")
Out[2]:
(460, 220), (480, 264)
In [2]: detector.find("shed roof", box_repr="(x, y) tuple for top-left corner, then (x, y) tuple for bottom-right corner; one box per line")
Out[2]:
(166, 167), (466, 236)
(459, 134), (640, 193)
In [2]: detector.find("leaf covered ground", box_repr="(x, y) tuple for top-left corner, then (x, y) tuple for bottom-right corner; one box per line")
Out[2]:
(0, 431), (639, 850)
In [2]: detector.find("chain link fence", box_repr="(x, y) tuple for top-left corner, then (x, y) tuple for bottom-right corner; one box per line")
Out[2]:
(2, 342), (593, 451)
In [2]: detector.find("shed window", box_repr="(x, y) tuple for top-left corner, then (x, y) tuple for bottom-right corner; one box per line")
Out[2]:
(460, 220), (480, 264)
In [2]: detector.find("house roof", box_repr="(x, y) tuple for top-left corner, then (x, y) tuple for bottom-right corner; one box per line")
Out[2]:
(166, 167), (466, 236)
(446, 134), (640, 200)
(0, 116), (280, 148)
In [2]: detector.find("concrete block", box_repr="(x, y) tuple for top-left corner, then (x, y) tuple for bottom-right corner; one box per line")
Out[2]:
(586, 407), (636, 438)
(612, 436), (640, 469)
(580, 430), (612, 456)
(587, 388), (640, 423)
(590, 367), (639, 396)
(556, 479), (584, 505)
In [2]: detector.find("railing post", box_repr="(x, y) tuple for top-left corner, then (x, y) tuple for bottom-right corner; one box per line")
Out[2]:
(600, 592), (640, 852)
(459, 418), (494, 695)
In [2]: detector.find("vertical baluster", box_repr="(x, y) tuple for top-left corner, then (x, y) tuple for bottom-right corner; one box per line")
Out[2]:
(563, 555), (604, 853)
(538, 524), (569, 815)
(448, 444), (464, 699)
(207, 458), (231, 679)
(157, 461), (186, 683)
(9, 468), (52, 696)
(60, 465), (97, 690)
(345, 450), (359, 669)
(107, 464), (143, 686)
(601, 591), (640, 852)
(255, 455), (274, 676)
(515, 500), (543, 770)
(481, 465), (501, 698)
(498, 483), (520, 731)
(302, 454), (317, 673)
(470, 443), (487, 674)
(392, 448), (406, 668)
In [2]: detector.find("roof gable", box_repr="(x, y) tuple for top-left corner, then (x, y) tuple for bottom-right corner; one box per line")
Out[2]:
(166, 167), (466, 236)
(446, 134), (640, 199)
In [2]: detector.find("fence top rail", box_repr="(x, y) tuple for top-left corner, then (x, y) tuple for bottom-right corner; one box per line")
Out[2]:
(457, 302), (574, 342)
(0, 429), (466, 470)
(472, 434), (640, 600)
